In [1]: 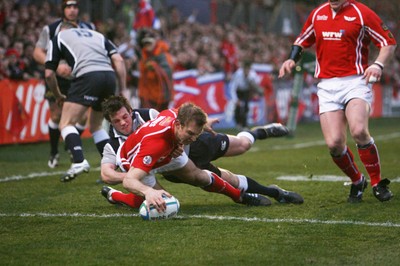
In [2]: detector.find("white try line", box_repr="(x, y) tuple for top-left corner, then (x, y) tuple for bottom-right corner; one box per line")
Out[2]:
(0, 167), (101, 183)
(267, 132), (400, 151)
(277, 175), (400, 183)
(1, 212), (399, 228)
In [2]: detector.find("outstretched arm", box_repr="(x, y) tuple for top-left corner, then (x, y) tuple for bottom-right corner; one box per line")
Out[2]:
(123, 167), (171, 212)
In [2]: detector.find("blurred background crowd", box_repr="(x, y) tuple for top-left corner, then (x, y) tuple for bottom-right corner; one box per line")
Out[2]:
(1, 0), (399, 92)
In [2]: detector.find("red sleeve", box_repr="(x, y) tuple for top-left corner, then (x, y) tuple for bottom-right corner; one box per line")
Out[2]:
(362, 5), (397, 47)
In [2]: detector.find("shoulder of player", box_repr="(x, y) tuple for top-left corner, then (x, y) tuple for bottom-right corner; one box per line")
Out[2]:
(159, 108), (178, 118)
(78, 21), (96, 30)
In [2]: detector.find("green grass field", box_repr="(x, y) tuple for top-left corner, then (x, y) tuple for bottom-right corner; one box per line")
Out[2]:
(1, 117), (399, 265)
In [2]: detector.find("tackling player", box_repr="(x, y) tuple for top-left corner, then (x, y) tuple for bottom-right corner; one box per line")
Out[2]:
(99, 96), (303, 211)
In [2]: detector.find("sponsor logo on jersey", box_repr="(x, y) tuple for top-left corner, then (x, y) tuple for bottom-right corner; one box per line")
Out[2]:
(159, 116), (173, 126)
(381, 23), (389, 31)
(316, 15), (328, 21)
(143, 155), (152, 165)
(322, 31), (343, 40)
(344, 16), (356, 22)
(84, 95), (98, 102)
(220, 140), (227, 151)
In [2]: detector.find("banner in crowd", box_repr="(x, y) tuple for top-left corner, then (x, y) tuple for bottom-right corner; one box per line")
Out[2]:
(0, 69), (389, 145)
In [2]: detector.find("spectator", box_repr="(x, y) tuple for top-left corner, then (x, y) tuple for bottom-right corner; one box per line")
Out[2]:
(230, 60), (263, 129)
(136, 29), (174, 110)
(5, 47), (31, 81)
(220, 31), (238, 80)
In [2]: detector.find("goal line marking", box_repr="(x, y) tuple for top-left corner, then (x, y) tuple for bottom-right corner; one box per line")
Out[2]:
(1, 212), (399, 228)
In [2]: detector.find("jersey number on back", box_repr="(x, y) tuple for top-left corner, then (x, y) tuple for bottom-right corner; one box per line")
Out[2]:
(71, 29), (93, 38)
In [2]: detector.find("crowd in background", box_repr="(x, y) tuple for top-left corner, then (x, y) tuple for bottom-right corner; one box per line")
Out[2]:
(1, 0), (399, 92)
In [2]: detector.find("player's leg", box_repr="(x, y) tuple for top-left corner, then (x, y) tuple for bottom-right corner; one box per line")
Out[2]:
(59, 102), (90, 181)
(101, 177), (165, 208)
(320, 110), (366, 202)
(219, 169), (303, 204)
(346, 98), (393, 201)
(225, 124), (289, 157)
(89, 109), (110, 157)
(47, 101), (62, 168)
(164, 160), (271, 206)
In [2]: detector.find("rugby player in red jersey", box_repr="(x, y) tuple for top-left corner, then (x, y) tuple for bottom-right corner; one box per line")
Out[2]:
(114, 103), (273, 212)
(279, 0), (397, 202)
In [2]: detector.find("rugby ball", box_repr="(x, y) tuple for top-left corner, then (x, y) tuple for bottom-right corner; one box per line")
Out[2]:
(139, 195), (180, 221)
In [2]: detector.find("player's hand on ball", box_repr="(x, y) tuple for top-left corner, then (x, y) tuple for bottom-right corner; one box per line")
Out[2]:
(144, 189), (171, 213)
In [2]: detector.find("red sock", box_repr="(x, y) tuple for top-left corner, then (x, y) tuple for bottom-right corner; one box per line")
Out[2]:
(202, 171), (241, 202)
(111, 191), (144, 209)
(358, 142), (381, 186)
(332, 147), (362, 183)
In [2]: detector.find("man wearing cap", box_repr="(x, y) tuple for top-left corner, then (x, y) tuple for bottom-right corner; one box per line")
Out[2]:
(33, 0), (95, 169)
(136, 29), (174, 111)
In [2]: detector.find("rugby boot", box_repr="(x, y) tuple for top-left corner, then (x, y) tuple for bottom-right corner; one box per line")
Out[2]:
(61, 159), (90, 182)
(372, 178), (393, 202)
(268, 185), (304, 204)
(348, 175), (368, 203)
(241, 193), (272, 206)
(251, 123), (289, 139)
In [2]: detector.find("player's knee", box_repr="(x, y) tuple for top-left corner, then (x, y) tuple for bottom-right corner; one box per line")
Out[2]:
(351, 129), (370, 144)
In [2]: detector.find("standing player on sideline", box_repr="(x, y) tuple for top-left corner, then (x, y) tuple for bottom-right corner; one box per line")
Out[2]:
(279, 0), (397, 202)
(99, 96), (302, 209)
(34, 0), (94, 168)
(45, 22), (127, 182)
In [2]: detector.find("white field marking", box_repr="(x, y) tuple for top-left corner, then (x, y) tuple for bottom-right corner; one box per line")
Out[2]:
(1, 132), (399, 183)
(0, 167), (101, 183)
(277, 175), (400, 183)
(254, 131), (400, 151)
(0, 212), (399, 228)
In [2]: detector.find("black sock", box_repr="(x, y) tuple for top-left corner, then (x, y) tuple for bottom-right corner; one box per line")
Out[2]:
(65, 133), (84, 163)
(49, 126), (60, 156)
(246, 176), (279, 198)
(250, 128), (266, 140)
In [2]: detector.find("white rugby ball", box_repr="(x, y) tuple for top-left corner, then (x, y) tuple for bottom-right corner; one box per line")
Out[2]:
(139, 195), (180, 221)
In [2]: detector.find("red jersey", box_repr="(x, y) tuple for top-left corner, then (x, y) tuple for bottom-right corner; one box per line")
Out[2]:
(118, 109), (178, 173)
(295, 0), (396, 78)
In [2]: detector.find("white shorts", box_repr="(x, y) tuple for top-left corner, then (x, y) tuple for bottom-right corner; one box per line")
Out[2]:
(151, 152), (189, 174)
(116, 147), (188, 188)
(135, 153), (188, 188)
(317, 75), (372, 114)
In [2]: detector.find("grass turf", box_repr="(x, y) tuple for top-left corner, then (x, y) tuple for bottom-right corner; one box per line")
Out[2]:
(0, 117), (399, 265)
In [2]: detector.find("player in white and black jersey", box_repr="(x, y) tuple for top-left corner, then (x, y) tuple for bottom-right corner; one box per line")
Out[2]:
(45, 22), (127, 182)
(100, 95), (303, 207)
(34, 0), (95, 169)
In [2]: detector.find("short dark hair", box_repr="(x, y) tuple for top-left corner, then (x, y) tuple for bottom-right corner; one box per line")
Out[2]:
(177, 102), (207, 128)
(102, 95), (132, 122)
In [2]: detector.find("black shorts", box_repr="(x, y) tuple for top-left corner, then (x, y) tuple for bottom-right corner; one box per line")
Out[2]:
(45, 76), (71, 102)
(67, 71), (116, 111)
(189, 132), (230, 174)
